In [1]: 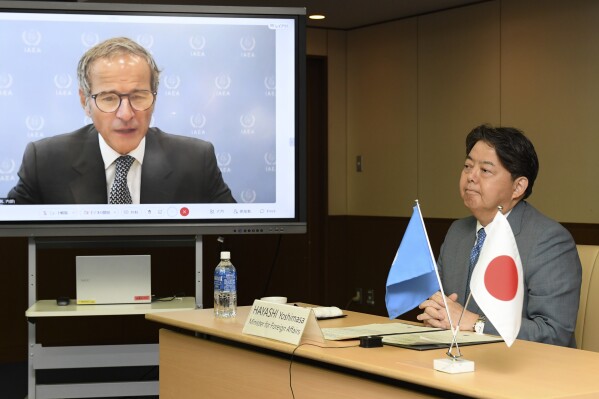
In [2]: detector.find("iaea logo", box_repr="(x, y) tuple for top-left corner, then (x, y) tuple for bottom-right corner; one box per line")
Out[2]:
(240, 36), (256, 57)
(264, 76), (276, 90)
(0, 73), (13, 89)
(190, 113), (207, 135)
(264, 152), (276, 172)
(240, 36), (256, 52)
(215, 74), (231, 96)
(0, 73), (13, 95)
(81, 33), (100, 48)
(26, 115), (45, 138)
(0, 158), (16, 174)
(264, 76), (276, 96)
(22, 29), (41, 46)
(164, 75), (181, 89)
(240, 189), (257, 203)
(164, 75), (181, 96)
(26, 115), (44, 131)
(216, 153), (232, 173)
(136, 35), (154, 50)
(189, 35), (206, 56)
(240, 113), (255, 134)
(54, 74), (72, 89)
(22, 30), (42, 53)
(264, 152), (276, 166)
(190, 113), (207, 128)
(55, 74), (73, 95)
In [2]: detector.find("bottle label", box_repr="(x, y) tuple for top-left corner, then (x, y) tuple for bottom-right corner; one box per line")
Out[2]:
(214, 269), (236, 291)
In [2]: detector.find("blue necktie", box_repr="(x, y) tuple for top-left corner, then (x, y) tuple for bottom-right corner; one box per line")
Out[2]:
(109, 155), (134, 204)
(465, 227), (486, 300)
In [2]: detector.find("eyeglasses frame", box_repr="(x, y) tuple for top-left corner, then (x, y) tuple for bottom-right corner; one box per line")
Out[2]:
(89, 90), (157, 113)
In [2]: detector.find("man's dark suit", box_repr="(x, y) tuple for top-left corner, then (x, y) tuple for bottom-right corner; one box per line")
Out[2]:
(438, 201), (582, 347)
(8, 125), (235, 204)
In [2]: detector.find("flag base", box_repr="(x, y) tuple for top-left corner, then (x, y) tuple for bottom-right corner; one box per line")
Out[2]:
(433, 358), (475, 374)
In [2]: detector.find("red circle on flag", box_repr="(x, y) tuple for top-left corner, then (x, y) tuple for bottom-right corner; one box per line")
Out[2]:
(484, 255), (519, 301)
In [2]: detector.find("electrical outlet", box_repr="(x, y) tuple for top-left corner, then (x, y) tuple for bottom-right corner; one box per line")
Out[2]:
(366, 289), (375, 306)
(352, 288), (363, 304)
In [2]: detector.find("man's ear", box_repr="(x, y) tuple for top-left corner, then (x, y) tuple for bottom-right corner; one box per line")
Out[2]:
(79, 88), (91, 117)
(512, 176), (529, 200)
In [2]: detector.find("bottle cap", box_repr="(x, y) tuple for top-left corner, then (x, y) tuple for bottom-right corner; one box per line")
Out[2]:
(220, 251), (230, 260)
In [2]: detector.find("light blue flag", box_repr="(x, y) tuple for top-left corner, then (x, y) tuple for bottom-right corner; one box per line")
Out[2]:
(385, 204), (440, 319)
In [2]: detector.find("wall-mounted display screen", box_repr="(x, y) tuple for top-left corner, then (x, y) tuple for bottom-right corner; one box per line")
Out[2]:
(0, 1), (306, 236)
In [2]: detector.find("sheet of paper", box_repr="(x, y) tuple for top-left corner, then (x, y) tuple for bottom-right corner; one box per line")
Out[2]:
(382, 329), (503, 346)
(321, 322), (439, 341)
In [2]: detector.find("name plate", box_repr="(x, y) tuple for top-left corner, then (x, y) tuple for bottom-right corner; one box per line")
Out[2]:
(242, 300), (323, 345)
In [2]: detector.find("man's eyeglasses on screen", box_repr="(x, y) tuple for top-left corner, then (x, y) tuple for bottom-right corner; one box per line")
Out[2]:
(90, 90), (157, 113)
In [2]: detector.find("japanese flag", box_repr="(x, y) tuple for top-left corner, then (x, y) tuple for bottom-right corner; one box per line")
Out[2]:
(470, 210), (524, 347)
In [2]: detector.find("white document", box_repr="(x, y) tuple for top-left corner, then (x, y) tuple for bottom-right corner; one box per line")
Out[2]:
(321, 322), (439, 341)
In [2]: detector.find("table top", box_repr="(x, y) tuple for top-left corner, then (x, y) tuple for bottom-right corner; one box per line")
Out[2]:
(26, 296), (197, 317)
(147, 305), (599, 399)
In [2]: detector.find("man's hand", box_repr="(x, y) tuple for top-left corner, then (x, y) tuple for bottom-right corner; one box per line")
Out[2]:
(417, 291), (477, 331)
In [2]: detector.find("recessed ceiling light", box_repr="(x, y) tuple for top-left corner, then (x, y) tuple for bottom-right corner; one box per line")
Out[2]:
(309, 14), (325, 20)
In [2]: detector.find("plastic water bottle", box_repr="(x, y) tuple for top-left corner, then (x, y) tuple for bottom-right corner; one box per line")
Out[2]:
(214, 251), (237, 318)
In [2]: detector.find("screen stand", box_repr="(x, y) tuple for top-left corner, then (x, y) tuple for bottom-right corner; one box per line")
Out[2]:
(28, 235), (203, 308)
(26, 234), (203, 398)
(195, 235), (203, 308)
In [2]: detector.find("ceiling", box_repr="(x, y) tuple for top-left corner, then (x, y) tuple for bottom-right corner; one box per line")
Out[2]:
(82, 0), (487, 30)
(232, 0), (486, 30)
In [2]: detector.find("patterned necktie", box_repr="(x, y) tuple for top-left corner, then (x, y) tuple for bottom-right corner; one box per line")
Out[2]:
(465, 227), (486, 300)
(109, 155), (135, 204)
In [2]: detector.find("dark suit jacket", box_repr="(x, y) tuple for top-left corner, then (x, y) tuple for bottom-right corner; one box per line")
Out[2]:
(8, 125), (236, 204)
(438, 201), (582, 347)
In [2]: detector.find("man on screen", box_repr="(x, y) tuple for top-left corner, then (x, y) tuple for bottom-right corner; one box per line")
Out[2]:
(8, 36), (235, 204)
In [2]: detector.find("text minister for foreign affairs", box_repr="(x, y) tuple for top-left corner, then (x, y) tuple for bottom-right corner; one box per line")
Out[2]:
(8, 36), (236, 205)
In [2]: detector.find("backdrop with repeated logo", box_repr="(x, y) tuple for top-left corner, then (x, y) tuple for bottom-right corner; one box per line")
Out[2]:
(0, 13), (289, 204)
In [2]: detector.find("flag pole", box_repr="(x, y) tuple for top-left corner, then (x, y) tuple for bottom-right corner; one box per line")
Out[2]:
(447, 293), (472, 356)
(415, 200), (461, 357)
(447, 205), (505, 356)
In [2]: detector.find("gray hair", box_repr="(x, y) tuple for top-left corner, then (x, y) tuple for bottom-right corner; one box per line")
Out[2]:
(77, 36), (161, 97)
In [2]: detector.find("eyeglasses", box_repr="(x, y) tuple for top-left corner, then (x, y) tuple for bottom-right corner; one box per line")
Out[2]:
(90, 90), (157, 113)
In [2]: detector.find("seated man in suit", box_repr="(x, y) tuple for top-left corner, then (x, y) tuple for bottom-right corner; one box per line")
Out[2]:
(8, 36), (235, 204)
(417, 125), (581, 347)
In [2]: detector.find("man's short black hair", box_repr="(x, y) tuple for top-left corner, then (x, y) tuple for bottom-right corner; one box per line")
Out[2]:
(466, 124), (539, 199)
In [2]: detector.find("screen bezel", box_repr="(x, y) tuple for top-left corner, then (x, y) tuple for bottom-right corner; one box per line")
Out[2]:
(0, 0), (307, 237)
